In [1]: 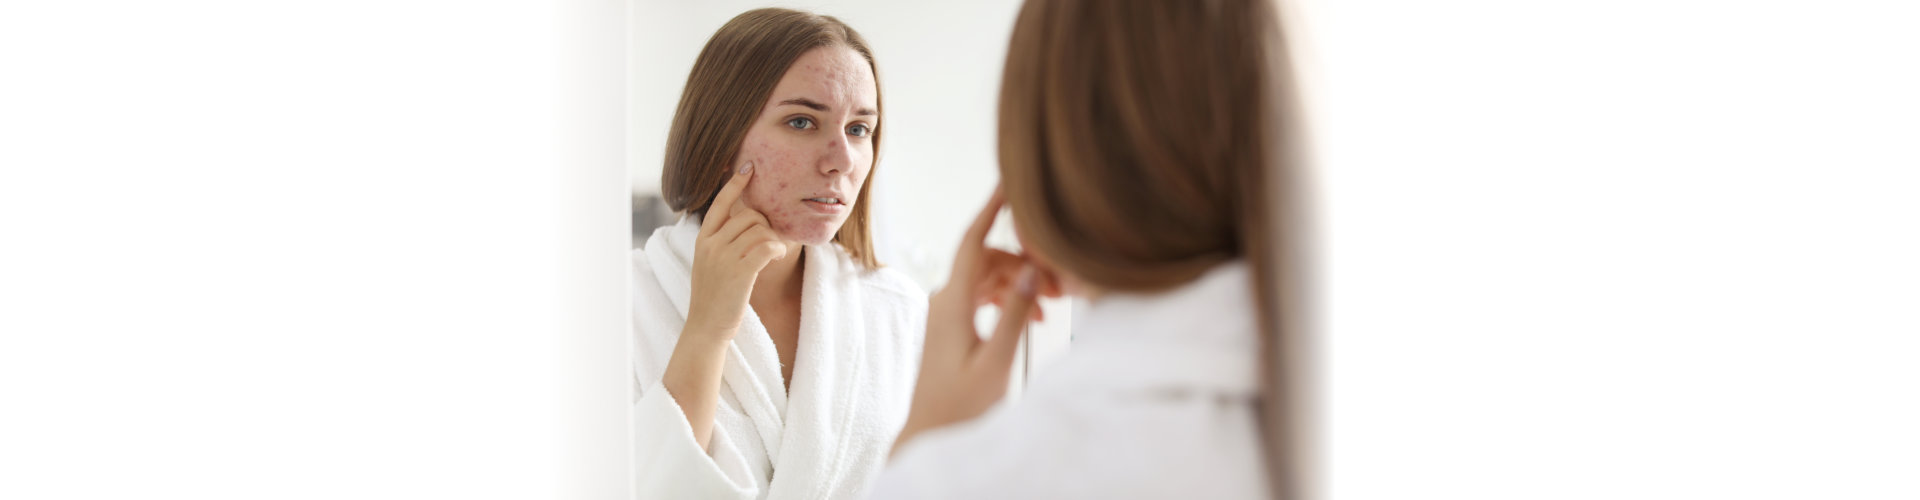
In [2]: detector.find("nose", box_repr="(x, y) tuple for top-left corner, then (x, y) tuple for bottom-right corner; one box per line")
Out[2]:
(819, 135), (856, 177)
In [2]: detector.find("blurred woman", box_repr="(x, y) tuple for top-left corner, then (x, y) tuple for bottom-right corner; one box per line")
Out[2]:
(873, 0), (1308, 498)
(632, 8), (925, 500)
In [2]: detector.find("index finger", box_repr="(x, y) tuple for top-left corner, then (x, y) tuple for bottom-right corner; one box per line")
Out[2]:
(957, 186), (1006, 262)
(702, 160), (754, 236)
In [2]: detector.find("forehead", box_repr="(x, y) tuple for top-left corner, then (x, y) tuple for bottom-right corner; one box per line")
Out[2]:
(767, 46), (877, 111)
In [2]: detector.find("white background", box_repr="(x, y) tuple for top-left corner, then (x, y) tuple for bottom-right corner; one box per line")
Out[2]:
(2, 1), (1915, 499)
(1300, 0), (1920, 498)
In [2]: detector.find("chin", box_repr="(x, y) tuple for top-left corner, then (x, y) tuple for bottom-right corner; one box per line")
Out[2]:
(773, 220), (843, 246)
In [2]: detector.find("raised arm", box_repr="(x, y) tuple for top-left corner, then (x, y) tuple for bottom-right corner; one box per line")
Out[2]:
(661, 161), (790, 450)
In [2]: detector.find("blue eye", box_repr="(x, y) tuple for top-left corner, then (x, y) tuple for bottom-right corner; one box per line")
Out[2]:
(846, 123), (871, 137)
(786, 117), (814, 130)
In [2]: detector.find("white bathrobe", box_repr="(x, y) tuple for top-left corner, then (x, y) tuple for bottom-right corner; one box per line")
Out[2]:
(871, 261), (1270, 499)
(633, 215), (926, 500)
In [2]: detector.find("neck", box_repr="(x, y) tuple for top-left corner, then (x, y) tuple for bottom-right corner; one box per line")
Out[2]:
(750, 241), (807, 307)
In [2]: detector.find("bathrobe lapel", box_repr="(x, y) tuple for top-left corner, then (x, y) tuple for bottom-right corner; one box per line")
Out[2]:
(764, 243), (868, 499)
(645, 215), (896, 499)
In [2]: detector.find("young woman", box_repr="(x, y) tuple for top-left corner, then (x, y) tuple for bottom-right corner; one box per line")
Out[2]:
(874, 0), (1308, 498)
(631, 9), (924, 500)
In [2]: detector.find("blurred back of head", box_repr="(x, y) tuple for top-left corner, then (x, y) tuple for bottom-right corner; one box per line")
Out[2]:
(997, 0), (1305, 496)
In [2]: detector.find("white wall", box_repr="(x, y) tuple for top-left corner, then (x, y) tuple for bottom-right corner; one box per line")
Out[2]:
(1299, 0), (1920, 498)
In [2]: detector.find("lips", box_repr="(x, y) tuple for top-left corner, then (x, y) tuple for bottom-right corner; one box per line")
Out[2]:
(801, 194), (849, 214)
(801, 191), (847, 206)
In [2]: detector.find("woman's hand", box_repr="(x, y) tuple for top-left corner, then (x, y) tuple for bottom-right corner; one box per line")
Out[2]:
(684, 161), (790, 340)
(665, 160), (788, 451)
(972, 247), (1059, 322)
(893, 187), (1060, 456)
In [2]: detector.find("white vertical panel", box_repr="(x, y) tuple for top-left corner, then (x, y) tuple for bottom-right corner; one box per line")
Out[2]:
(559, 0), (632, 499)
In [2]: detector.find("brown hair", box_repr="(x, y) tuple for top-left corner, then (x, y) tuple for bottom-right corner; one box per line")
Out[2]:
(660, 8), (884, 268)
(998, 0), (1309, 497)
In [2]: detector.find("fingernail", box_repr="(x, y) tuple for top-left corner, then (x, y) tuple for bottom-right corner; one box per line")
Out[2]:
(737, 161), (753, 175)
(1016, 266), (1038, 296)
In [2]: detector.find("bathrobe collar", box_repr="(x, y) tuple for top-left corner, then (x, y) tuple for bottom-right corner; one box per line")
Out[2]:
(645, 214), (873, 495)
(1061, 261), (1262, 397)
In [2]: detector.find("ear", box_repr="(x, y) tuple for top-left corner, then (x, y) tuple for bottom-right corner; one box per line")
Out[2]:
(1027, 256), (1066, 299)
(1009, 248), (1062, 298)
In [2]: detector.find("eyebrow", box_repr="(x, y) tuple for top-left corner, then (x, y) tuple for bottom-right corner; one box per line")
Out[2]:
(778, 97), (877, 117)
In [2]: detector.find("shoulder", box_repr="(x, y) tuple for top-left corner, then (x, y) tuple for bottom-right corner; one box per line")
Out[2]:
(855, 265), (927, 304)
(851, 263), (929, 345)
(630, 224), (670, 283)
(631, 218), (698, 300)
(630, 246), (652, 275)
(874, 399), (1093, 498)
(629, 247), (669, 301)
(877, 382), (1269, 498)
(818, 244), (928, 307)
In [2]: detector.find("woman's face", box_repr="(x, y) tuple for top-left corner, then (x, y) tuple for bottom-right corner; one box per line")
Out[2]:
(734, 46), (878, 246)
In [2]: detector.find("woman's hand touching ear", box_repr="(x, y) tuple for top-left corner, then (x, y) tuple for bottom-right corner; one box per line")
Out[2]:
(893, 187), (1061, 457)
(973, 247), (1060, 322)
